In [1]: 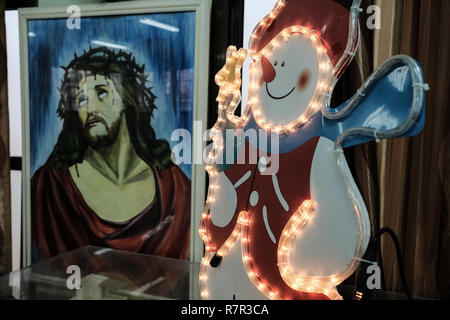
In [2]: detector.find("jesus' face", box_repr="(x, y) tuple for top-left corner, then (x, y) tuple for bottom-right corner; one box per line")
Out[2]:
(75, 74), (125, 149)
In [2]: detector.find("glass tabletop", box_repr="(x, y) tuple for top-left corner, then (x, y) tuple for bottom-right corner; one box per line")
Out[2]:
(0, 246), (430, 300)
(0, 246), (200, 300)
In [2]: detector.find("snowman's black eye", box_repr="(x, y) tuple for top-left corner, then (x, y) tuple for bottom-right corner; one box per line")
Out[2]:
(281, 61), (285, 67)
(274, 61), (278, 66)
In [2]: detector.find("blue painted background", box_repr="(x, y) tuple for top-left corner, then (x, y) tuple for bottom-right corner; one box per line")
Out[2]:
(28, 11), (196, 179)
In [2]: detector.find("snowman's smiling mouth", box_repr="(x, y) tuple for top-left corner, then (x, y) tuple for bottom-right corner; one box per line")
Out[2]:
(265, 82), (296, 100)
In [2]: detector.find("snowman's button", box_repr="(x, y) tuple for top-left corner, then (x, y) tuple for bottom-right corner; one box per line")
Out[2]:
(258, 157), (269, 173)
(249, 191), (259, 207)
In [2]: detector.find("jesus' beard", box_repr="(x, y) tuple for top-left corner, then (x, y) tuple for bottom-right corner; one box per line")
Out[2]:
(83, 116), (122, 150)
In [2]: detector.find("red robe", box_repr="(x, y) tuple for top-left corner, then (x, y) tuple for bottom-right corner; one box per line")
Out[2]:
(31, 162), (191, 262)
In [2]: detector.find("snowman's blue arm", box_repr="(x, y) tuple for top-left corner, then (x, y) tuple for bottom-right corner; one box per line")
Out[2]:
(321, 60), (426, 148)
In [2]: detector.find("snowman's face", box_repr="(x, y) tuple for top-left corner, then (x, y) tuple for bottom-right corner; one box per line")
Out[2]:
(250, 31), (332, 130)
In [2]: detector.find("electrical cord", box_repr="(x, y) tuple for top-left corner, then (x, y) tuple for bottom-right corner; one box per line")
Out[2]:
(374, 227), (413, 301)
(353, 227), (413, 300)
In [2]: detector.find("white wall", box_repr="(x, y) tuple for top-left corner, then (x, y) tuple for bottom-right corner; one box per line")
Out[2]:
(5, 10), (22, 271)
(241, 0), (276, 112)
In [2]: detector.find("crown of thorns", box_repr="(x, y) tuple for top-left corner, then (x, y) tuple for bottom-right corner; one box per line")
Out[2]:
(57, 46), (156, 117)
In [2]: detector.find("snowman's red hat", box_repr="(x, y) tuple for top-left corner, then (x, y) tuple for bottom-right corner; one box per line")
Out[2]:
(249, 0), (358, 67)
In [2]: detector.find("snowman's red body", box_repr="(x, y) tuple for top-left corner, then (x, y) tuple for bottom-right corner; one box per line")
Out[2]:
(202, 137), (329, 299)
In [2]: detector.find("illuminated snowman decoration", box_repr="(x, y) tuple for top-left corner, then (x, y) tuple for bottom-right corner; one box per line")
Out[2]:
(199, 0), (427, 300)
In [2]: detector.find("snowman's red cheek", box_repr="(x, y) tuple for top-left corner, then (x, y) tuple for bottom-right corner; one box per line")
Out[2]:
(297, 69), (311, 92)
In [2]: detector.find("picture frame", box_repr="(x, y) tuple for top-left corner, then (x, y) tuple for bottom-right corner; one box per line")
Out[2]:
(19, 0), (210, 268)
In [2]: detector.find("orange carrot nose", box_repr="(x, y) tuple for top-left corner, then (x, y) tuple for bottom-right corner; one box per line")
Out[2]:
(261, 56), (276, 83)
